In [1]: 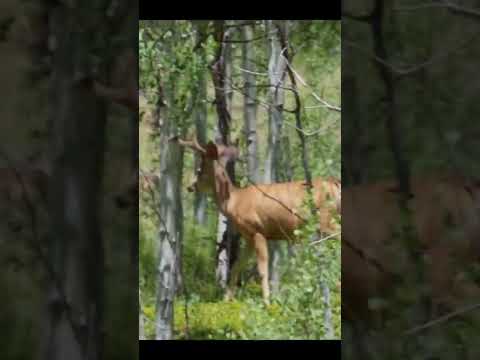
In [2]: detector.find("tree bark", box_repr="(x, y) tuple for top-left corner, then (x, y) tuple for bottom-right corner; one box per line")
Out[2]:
(153, 25), (185, 339)
(210, 21), (240, 291)
(42, 6), (106, 360)
(139, 289), (145, 340)
(242, 21), (260, 184)
(264, 20), (288, 296)
(193, 25), (208, 226)
(155, 78), (183, 340)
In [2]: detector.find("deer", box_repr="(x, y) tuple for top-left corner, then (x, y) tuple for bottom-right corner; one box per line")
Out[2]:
(342, 173), (480, 327)
(174, 136), (341, 305)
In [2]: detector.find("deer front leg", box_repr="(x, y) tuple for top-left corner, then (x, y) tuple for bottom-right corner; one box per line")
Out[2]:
(225, 243), (252, 301)
(253, 233), (270, 305)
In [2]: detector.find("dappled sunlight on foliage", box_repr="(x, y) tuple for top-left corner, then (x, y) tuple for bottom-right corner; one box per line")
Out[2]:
(139, 19), (340, 340)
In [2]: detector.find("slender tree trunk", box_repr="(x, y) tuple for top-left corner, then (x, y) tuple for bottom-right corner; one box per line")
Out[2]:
(278, 21), (334, 337)
(282, 133), (296, 259)
(139, 289), (145, 340)
(223, 24), (241, 278)
(370, 0), (428, 326)
(193, 25), (208, 226)
(265, 20), (287, 296)
(242, 21), (259, 184)
(42, 6), (106, 360)
(210, 21), (240, 291)
(341, 76), (360, 187)
(214, 29), (230, 290)
(156, 99), (183, 340)
(155, 76), (184, 339)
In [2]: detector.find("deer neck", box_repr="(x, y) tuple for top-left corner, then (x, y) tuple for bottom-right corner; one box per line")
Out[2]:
(211, 161), (237, 215)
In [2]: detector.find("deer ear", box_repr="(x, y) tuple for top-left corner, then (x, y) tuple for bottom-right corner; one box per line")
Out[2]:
(205, 142), (219, 159)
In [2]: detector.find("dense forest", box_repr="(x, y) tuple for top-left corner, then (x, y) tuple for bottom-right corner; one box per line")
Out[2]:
(0, 1), (137, 359)
(139, 20), (341, 340)
(343, 1), (480, 359)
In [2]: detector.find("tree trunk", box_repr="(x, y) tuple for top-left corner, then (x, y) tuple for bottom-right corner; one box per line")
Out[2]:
(282, 134), (296, 259)
(127, 15), (140, 346)
(156, 95), (183, 340)
(210, 21), (240, 291)
(139, 289), (145, 340)
(42, 7), (106, 360)
(265, 20), (288, 296)
(242, 21), (260, 184)
(155, 76), (184, 339)
(193, 25), (208, 226)
(341, 75), (363, 186)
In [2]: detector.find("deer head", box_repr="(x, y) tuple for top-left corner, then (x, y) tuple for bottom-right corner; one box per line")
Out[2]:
(172, 136), (239, 194)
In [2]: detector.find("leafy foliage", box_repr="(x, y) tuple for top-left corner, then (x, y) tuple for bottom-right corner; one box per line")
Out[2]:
(140, 20), (341, 340)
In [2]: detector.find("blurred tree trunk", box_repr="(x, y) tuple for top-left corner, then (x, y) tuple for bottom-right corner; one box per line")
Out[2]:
(242, 21), (259, 184)
(282, 133), (295, 259)
(210, 21), (240, 291)
(139, 289), (145, 340)
(42, 6), (107, 360)
(124, 9), (140, 346)
(265, 20), (287, 296)
(341, 76), (363, 187)
(193, 24), (208, 226)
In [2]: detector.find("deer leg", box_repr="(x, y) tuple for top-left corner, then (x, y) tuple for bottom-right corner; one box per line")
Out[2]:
(253, 233), (270, 305)
(225, 243), (252, 301)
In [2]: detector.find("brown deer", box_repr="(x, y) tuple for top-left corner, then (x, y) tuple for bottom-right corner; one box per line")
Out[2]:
(342, 174), (480, 325)
(174, 136), (341, 305)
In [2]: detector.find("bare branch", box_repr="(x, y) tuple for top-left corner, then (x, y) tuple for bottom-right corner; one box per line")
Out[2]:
(394, 2), (446, 11)
(344, 30), (480, 76)
(169, 135), (206, 153)
(395, 0), (480, 18)
(404, 302), (480, 336)
(283, 118), (338, 137)
(342, 11), (374, 22)
(234, 66), (269, 77)
(311, 232), (340, 245)
(282, 57), (341, 112)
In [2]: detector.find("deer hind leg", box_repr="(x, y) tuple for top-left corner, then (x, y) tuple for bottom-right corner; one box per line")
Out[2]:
(225, 242), (252, 301)
(253, 233), (270, 305)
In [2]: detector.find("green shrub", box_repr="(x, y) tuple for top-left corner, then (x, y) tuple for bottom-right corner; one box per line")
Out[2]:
(174, 300), (248, 339)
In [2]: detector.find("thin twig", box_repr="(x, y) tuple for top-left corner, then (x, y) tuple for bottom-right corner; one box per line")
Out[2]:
(234, 66), (269, 76)
(246, 179), (307, 222)
(311, 232), (340, 245)
(395, 0), (480, 18)
(404, 302), (480, 336)
(394, 2), (446, 11)
(343, 29), (480, 76)
(282, 58), (341, 112)
(283, 118), (337, 137)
